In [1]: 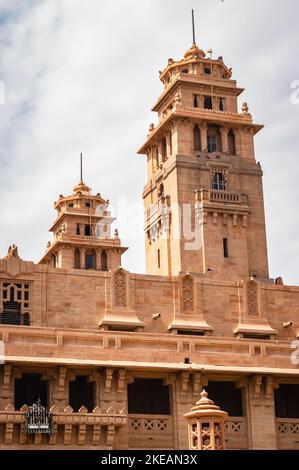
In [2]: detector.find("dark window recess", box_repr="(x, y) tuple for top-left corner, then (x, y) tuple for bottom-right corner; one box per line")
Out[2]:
(74, 249), (81, 269)
(177, 330), (205, 337)
(243, 334), (271, 340)
(223, 238), (229, 258)
(128, 378), (170, 415)
(69, 376), (95, 412)
(86, 202), (91, 208)
(14, 374), (48, 410)
(275, 384), (299, 418)
(204, 96), (213, 110)
(193, 95), (199, 108)
(208, 135), (217, 153)
(228, 129), (236, 154)
(85, 225), (92, 236)
(108, 325), (136, 332)
(193, 124), (201, 151)
(206, 381), (244, 417)
(219, 98), (224, 111)
(204, 67), (211, 75)
(101, 250), (108, 271)
(85, 251), (96, 270)
(157, 249), (161, 269)
(76, 224), (80, 235)
(181, 68), (188, 74)
(68, 203), (74, 208)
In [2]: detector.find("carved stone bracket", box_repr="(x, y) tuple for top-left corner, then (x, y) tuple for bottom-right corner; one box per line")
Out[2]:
(1, 364), (12, 399)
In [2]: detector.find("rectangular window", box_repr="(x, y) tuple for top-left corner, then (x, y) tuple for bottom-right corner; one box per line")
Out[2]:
(207, 135), (217, 152)
(128, 379), (170, 415)
(223, 238), (229, 258)
(14, 374), (48, 410)
(275, 384), (299, 418)
(69, 375), (95, 412)
(204, 96), (213, 110)
(157, 249), (161, 269)
(207, 381), (244, 417)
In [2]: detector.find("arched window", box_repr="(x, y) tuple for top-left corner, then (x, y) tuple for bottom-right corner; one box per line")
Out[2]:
(193, 125), (201, 151)
(228, 129), (236, 155)
(51, 254), (56, 268)
(85, 250), (96, 270)
(161, 137), (167, 162)
(74, 249), (81, 269)
(101, 250), (108, 271)
(76, 224), (80, 235)
(212, 172), (226, 191)
(193, 95), (199, 108)
(85, 225), (92, 236)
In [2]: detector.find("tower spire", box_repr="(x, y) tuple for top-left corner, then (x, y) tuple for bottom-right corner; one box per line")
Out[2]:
(80, 152), (83, 182)
(191, 9), (196, 45)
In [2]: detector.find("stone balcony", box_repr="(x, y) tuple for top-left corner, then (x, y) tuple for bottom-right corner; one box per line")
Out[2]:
(0, 404), (127, 449)
(276, 419), (299, 450)
(196, 189), (248, 205)
(128, 414), (175, 449)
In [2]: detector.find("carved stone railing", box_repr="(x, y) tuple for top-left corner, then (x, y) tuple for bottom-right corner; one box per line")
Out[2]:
(128, 414), (175, 449)
(276, 419), (299, 450)
(224, 417), (249, 450)
(196, 189), (248, 205)
(0, 405), (127, 448)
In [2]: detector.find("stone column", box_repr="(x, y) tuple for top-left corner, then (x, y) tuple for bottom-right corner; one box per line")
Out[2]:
(157, 140), (164, 164)
(154, 145), (159, 169)
(234, 128), (242, 156)
(165, 131), (172, 158)
(200, 123), (208, 152)
(246, 375), (278, 450)
(96, 249), (101, 270)
(184, 390), (228, 450)
(220, 126), (229, 154)
(80, 248), (86, 269)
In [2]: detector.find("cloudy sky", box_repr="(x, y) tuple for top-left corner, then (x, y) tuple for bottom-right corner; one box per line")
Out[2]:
(0, 0), (298, 285)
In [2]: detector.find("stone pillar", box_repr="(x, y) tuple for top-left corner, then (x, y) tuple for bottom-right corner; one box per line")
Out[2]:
(200, 124), (208, 152)
(154, 145), (159, 169)
(247, 375), (278, 449)
(80, 248), (86, 269)
(96, 249), (101, 270)
(157, 140), (164, 164)
(220, 126), (229, 154)
(234, 128), (242, 156)
(184, 390), (228, 451)
(165, 131), (172, 158)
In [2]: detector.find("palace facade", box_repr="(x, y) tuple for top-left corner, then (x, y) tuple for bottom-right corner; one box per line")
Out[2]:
(0, 38), (299, 450)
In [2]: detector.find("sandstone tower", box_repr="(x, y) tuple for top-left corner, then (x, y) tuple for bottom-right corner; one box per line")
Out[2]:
(139, 41), (269, 280)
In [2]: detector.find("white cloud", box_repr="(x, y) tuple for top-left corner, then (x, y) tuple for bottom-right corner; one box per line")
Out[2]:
(0, 0), (298, 284)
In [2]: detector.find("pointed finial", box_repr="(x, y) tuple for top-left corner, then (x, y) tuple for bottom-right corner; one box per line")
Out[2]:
(80, 153), (83, 182)
(192, 9), (196, 45)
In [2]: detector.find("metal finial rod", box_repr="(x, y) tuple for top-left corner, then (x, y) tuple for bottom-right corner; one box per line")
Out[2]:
(80, 153), (83, 181)
(192, 9), (196, 44)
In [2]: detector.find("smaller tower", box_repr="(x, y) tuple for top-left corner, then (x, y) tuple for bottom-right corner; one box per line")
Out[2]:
(184, 390), (228, 451)
(39, 178), (127, 271)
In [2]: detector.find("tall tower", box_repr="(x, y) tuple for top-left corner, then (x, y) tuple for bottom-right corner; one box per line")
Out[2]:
(138, 34), (269, 280)
(39, 177), (127, 271)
